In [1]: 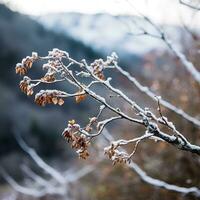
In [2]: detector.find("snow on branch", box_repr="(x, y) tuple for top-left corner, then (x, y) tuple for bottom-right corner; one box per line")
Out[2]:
(102, 129), (200, 197)
(14, 49), (200, 162)
(113, 62), (200, 127)
(14, 132), (65, 184)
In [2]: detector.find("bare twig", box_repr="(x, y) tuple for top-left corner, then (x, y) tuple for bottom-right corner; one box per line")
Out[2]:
(179, 0), (200, 10)
(14, 133), (65, 184)
(113, 62), (200, 127)
(125, 0), (200, 84)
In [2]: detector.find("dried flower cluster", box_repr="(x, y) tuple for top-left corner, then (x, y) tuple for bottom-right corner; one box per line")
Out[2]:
(48, 48), (68, 58)
(15, 52), (38, 75)
(19, 76), (34, 96)
(15, 50), (89, 112)
(41, 73), (56, 82)
(89, 53), (118, 80)
(35, 90), (65, 106)
(104, 143), (130, 165)
(90, 59), (106, 80)
(62, 120), (90, 159)
(75, 89), (87, 103)
(41, 59), (62, 82)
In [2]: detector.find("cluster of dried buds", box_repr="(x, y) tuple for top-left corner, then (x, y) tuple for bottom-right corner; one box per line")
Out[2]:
(41, 72), (56, 82)
(62, 120), (90, 159)
(48, 48), (68, 59)
(41, 59), (63, 82)
(15, 52), (38, 75)
(19, 76), (34, 96)
(35, 90), (65, 106)
(90, 59), (106, 80)
(104, 142), (131, 165)
(90, 52), (118, 80)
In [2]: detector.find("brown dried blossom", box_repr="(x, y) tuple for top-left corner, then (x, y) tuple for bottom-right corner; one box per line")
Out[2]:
(16, 63), (27, 75)
(62, 120), (90, 159)
(22, 56), (33, 69)
(90, 53), (118, 80)
(48, 48), (68, 58)
(35, 90), (65, 106)
(75, 89), (87, 103)
(76, 148), (89, 160)
(104, 143), (130, 165)
(41, 73), (56, 82)
(19, 76), (34, 96)
(90, 59), (105, 80)
(15, 52), (38, 75)
(42, 60), (61, 70)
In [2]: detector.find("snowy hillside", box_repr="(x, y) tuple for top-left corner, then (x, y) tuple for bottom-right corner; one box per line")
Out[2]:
(36, 13), (173, 56)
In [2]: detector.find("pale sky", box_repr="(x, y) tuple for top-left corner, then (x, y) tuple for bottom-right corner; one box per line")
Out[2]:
(1, 0), (200, 25)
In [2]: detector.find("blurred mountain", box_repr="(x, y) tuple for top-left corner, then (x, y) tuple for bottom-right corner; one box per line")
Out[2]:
(37, 12), (194, 76)
(36, 13), (148, 73)
(37, 13), (168, 56)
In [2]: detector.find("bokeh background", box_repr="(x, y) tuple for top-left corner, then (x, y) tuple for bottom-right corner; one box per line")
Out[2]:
(0, 0), (200, 199)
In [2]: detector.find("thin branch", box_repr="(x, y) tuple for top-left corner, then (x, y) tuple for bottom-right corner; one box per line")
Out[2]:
(14, 132), (65, 184)
(102, 129), (200, 197)
(113, 62), (200, 127)
(179, 0), (200, 10)
(20, 165), (48, 187)
(125, 0), (200, 84)
(62, 53), (200, 155)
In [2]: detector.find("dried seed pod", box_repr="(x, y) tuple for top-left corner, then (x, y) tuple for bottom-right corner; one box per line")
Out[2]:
(77, 149), (89, 160)
(62, 120), (90, 159)
(26, 85), (34, 96)
(35, 90), (65, 106)
(41, 74), (56, 82)
(19, 76), (34, 96)
(16, 63), (27, 75)
(104, 143), (130, 165)
(58, 98), (64, 106)
(16, 52), (39, 75)
(75, 89), (87, 103)
(90, 59), (105, 80)
(22, 56), (33, 69)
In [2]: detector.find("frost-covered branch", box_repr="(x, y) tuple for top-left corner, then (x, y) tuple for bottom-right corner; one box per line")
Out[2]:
(102, 129), (200, 197)
(15, 49), (200, 160)
(114, 62), (200, 127)
(14, 132), (65, 184)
